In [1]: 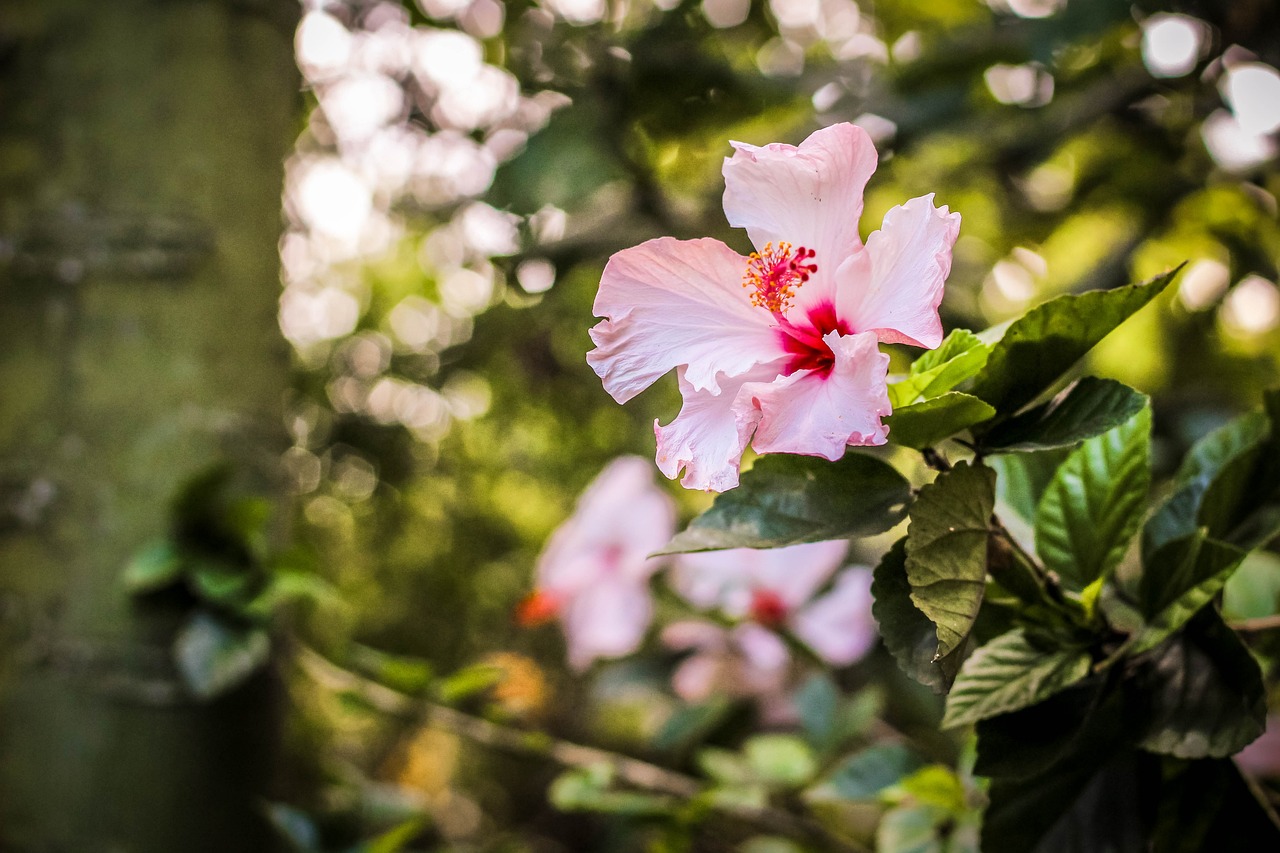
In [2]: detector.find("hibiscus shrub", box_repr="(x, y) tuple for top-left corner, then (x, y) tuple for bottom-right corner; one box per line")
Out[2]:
(525, 124), (1280, 851)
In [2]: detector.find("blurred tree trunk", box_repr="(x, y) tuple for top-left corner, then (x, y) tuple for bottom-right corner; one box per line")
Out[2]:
(0, 1), (299, 850)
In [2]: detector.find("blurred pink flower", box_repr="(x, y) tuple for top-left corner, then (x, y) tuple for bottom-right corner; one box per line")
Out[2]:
(588, 122), (960, 491)
(520, 456), (675, 670)
(662, 620), (792, 706)
(671, 541), (879, 666)
(1237, 714), (1280, 779)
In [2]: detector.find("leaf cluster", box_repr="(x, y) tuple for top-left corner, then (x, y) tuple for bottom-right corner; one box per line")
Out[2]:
(657, 269), (1280, 850)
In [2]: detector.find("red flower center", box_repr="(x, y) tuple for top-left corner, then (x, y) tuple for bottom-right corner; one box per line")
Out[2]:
(749, 588), (789, 627)
(777, 301), (851, 377)
(742, 242), (818, 315)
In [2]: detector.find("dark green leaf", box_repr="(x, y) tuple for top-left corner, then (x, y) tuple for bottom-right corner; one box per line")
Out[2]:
(905, 461), (996, 658)
(1149, 758), (1280, 852)
(989, 448), (1072, 525)
(871, 538), (964, 693)
(122, 539), (185, 593)
(1132, 609), (1265, 759)
(969, 269), (1178, 416)
(1131, 532), (1246, 654)
(941, 630), (1092, 729)
(980, 378), (1149, 452)
(1035, 405), (1151, 591)
(885, 393), (996, 450)
(973, 675), (1128, 782)
(795, 673), (839, 749)
(173, 611), (270, 699)
(889, 328), (990, 407)
(806, 743), (925, 802)
(659, 452), (911, 554)
(985, 752), (1148, 853)
(1144, 402), (1274, 554)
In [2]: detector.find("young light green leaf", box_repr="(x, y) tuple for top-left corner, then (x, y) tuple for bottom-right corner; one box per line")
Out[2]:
(743, 734), (817, 788)
(658, 452), (911, 554)
(888, 328), (989, 407)
(885, 393), (996, 450)
(1223, 550), (1280, 621)
(979, 378), (1149, 452)
(941, 629), (1092, 729)
(1035, 405), (1151, 592)
(968, 268), (1178, 415)
(1134, 610), (1265, 759)
(122, 539), (185, 593)
(1130, 532), (1247, 654)
(173, 611), (271, 699)
(871, 538), (964, 693)
(905, 461), (996, 659)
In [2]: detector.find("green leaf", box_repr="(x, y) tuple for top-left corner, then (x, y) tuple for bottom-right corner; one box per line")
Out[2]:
(968, 268), (1178, 415)
(1144, 401), (1275, 553)
(263, 802), (322, 853)
(905, 461), (996, 659)
(885, 393), (996, 450)
(889, 328), (990, 407)
(894, 766), (968, 813)
(941, 629), (1092, 729)
(1034, 405), (1151, 591)
(351, 818), (429, 853)
(1149, 758), (1280, 852)
(173, 611), (270, 699)
(190, 560), (259, 608)
(871, 538), (964, 693)
(435, 662), (503, 703)
(122, 539), (185, 593)
(877, 803), (966, 853)
(548, 765), (679, 816)
(795, 673), (839, 749)
(989, 448), (1072, 526)
(743, 734), (818, 788)
(979, 378), (1149, 452)
(658, 452), (912, 554)
(1223, 550), (1280, 621)
(697, 748), (754, 786)
(984, 752), (1147, 853)
(1130, 532), (1247, 654)
(1132, 609), (1266, 759)
(973, 676), (1123, 782)
(806, 743), (925, 802)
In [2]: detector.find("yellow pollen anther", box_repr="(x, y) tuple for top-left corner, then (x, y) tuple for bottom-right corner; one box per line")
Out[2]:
(742, 242), (818, 314)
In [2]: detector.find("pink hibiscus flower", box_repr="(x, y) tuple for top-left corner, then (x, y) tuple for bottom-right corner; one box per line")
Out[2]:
(671, 540), (879, 667)
(587, 122), (961, 491)
(519, 456), (675, 670)
(661, 620), (792, 706)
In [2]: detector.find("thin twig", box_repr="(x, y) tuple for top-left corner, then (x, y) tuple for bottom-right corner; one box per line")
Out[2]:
(296, 646), (871, 853)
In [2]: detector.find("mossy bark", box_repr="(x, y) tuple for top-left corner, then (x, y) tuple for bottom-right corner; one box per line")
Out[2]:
(0, 1), (299, 849)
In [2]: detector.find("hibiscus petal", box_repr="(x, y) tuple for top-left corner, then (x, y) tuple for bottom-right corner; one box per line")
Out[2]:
(562, 579), (653, 670)
(792, 567), (877, 666)
(748, 540), (850, 609)
(746, 330), (890, 459)
(723, 123), (878, 314)
(837, 194), (960, 348)
(588, 237), (780, 403)
(654, 365), (776, 492)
